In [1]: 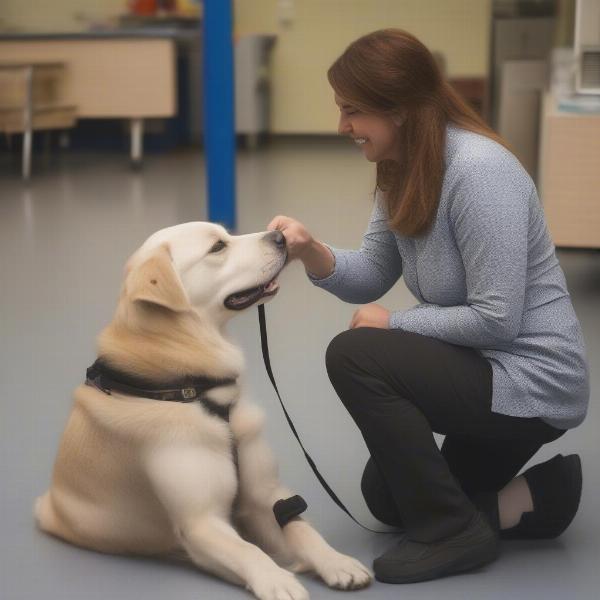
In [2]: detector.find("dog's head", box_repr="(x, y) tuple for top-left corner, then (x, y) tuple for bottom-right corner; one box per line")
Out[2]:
(123, 222), (287, 324)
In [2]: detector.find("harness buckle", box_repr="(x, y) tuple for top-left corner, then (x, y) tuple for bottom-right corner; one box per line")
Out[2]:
(181, 387), (197, 400)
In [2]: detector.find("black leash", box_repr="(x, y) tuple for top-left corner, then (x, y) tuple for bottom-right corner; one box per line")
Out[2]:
(257, 304), (397, 534)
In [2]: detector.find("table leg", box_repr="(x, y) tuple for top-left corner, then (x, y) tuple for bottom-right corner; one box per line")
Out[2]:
(130, 117), (143, 168)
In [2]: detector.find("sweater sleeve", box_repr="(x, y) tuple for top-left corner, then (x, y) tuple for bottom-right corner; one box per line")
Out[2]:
(390, 158), (533, 348)
(308, 192), (403, 303)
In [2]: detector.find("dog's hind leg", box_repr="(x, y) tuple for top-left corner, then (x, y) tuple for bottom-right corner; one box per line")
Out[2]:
(34, 491), (70, 540)
(34, 492), (55, 532)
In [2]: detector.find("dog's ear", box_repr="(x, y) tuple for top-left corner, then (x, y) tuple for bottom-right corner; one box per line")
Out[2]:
(125, 244), (190, 312)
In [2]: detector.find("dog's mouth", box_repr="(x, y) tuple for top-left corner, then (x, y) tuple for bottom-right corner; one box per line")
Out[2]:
(224, 277), (280, 311)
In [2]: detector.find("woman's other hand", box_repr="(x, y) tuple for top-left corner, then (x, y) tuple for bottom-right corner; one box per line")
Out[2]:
(350, 303), (390, 329)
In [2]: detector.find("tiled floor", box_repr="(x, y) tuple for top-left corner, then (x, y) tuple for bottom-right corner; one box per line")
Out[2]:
(1, 138), (599, 599)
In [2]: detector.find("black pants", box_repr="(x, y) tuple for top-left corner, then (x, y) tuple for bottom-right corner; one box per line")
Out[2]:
(325, 327), (565, 543)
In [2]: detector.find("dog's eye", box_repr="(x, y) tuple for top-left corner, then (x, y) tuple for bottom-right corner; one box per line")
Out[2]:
(208, 240), (227, 254)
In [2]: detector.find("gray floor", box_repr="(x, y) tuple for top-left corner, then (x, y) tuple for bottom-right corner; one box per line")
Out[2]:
(1, 139), (599, 599)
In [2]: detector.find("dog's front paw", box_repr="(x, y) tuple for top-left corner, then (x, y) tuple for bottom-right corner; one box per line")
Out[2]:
(315, 553), (373, 590)
(248, 567), (310, 600)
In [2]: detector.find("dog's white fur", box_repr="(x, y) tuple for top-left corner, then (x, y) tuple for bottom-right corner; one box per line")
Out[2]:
(34, 222), (372, 600)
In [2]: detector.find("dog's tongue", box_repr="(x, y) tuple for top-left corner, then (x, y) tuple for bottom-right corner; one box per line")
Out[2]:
(264, 280), (278, 292)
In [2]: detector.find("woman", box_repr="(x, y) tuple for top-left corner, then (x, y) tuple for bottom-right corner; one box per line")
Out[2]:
(267, 29), (589, 584)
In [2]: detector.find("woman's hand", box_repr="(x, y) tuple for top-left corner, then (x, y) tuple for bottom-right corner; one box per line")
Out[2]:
(267, 215), (314, 261)
(350, 303), (390, 329)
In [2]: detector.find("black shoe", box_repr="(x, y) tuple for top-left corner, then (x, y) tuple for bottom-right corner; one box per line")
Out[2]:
(501, 454), (582, 540)
(373, 511), (499, 584)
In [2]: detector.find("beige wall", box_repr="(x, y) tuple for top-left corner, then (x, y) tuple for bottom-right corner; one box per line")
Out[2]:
(234, 0), (492, 133)
(0, 1), (126, 32)
(0, 0), (492, 133)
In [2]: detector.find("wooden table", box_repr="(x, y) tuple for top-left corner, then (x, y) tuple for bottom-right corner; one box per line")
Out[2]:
(0, 31), (180, 168)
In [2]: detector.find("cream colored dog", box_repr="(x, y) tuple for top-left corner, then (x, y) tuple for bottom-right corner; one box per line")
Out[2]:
(34, 222), (372, 600)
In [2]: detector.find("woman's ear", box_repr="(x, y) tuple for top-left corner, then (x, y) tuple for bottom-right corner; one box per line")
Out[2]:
(125, 244), (190, 312)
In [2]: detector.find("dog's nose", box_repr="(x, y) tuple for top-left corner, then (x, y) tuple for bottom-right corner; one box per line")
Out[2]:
(263, 230), (286, 249)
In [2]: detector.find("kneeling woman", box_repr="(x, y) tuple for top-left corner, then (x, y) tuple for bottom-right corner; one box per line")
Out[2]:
(268, 28), (589, 584)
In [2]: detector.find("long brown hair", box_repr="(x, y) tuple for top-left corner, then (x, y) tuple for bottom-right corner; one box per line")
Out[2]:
(327, 28), (508, 237)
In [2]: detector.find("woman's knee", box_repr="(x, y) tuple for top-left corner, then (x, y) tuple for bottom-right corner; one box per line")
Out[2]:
(325, 327), (385, 381)
(325, 329), (359, 378)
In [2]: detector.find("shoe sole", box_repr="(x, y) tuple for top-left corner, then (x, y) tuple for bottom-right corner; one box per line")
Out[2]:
(374, 536), (499, 584)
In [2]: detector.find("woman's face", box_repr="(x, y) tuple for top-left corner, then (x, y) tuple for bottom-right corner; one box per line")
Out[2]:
(335, 94), (402, 162)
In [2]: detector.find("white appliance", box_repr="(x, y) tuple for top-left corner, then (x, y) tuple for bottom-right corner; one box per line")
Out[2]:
(575, 0), (600, 93)
(234, 34), (276, 148)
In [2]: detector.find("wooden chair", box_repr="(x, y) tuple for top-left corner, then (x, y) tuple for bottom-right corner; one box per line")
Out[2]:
(0, 62), (77, 180)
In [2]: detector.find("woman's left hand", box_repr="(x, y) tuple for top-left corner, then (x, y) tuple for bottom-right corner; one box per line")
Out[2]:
(349, 303), (390, 329)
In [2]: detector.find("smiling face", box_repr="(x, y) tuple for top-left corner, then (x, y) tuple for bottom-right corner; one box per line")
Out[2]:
(335, 94), (403, 163)
(125, 222), (287, 326)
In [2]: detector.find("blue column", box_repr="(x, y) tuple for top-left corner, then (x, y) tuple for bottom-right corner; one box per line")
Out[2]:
(202, 0), (236, 230)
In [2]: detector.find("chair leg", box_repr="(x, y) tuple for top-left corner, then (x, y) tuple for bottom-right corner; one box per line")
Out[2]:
(22, 65), (34, 181)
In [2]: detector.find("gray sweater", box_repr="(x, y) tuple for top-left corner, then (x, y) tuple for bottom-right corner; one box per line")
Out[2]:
(310, 124), (589, 430)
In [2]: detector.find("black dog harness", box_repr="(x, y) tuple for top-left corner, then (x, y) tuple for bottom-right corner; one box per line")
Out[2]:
(85, 358), (307, 527)
(85, 359), (236, 421)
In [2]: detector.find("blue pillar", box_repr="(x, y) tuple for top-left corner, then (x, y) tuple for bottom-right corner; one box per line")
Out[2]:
(202, 0), (236, 230)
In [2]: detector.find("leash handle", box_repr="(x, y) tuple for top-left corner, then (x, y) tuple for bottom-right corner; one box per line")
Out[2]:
(258, 304), (396, 535)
